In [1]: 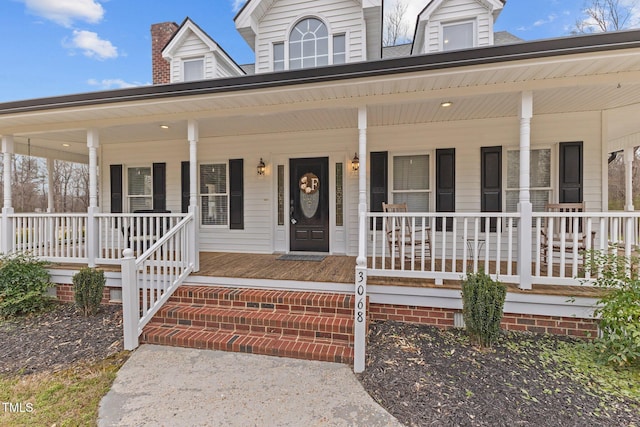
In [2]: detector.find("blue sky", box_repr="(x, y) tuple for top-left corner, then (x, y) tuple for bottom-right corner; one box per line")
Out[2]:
(0, 0), (627, 102)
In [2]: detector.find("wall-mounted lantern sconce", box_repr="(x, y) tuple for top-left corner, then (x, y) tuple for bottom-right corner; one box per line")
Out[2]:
(351, 153), (360, 172)
(257, 158), (266, 176)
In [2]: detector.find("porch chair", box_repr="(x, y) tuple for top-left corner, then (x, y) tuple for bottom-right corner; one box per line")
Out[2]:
(541, 202), (596, 265)
(382, 202), (432, 262)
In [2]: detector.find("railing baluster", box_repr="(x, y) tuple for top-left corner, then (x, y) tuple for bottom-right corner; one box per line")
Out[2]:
(462, 217), (468, 275)
(452, 217), (457, 274)
(496, 217), (502, 276)
(507, 217), (513, 276)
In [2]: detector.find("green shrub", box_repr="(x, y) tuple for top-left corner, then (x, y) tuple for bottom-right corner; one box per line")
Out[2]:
(461, 270), (507, 347)
(0, 253), (53, 318)
(584, 250), (640, 367)
(72, 267), (106, 316)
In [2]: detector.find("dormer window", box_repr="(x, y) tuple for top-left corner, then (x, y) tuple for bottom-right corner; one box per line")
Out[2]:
(442, 21), (474, 51)
(333, 34), (346, 65)
(183, 58), (204, 82)
(289, 18), (329, 69)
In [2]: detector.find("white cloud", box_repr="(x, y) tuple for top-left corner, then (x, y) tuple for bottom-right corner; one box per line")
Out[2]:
(231, 0), (246, 12)
(22, 0), (104, 27)
(87, 78), (144, 90)
(533, 14), (557, 27)
(71, 30), (118, 60)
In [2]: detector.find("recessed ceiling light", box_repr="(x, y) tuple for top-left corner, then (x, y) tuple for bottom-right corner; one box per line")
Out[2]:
(62, 143), (70, 147)
(160, 124), (170, 129)
(440, 101), (453, 108)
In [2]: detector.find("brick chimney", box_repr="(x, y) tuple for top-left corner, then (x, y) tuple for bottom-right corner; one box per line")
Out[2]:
(151, 22), (179, 85)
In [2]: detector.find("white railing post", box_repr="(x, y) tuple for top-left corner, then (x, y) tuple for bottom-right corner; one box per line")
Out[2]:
(354, 106), (367, 373)
(518, 92), (533, 290)
(87, 129), (100, 267)
(1, 136), (14, 255)
(87, 207), (99, 267)
(121, 248), (140, 350)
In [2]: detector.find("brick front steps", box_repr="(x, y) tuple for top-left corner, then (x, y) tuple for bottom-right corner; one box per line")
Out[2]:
(141, 286), (355, 364)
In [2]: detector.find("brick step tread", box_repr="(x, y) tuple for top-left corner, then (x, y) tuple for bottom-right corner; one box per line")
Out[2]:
(172, 286), (354, 313)
(141, 325), (353, 364)
(150, 303), (354, 337)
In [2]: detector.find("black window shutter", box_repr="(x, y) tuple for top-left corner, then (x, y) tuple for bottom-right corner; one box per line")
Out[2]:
(436, 148), (455, 231)
(110, 164), (123, 213)
(559, 142), (583, 203)
(152, 163), (166, 211)
(481, 146), (502, 232)
(181, 161), (190, 214)
(229, 159), (244, 230)
(370, 151), (388, 230)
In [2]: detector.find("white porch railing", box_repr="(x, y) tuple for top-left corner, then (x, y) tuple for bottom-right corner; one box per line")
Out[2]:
(121, 212), (195, 350)
(532, 212), (640, 285)
(367, 212), (521, 284)
(96, 213), (187, 263)
(10, 213), (89, 263)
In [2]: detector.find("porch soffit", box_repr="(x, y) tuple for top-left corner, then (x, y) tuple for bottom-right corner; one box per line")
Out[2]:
(3, 49), (640, 145)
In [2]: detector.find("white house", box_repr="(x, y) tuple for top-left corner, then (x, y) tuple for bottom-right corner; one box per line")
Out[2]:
(1, 0), (640, 372)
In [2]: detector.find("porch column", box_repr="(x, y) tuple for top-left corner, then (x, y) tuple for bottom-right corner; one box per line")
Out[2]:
(624, 147), (635, 211)
(87, 129), (99, 267)
(354, 106), (368, 373)
(188, 119), (200, 272)
(1, 135), (14, 254)
(46, 158), (55, 213)
(518, 92), (533, 290)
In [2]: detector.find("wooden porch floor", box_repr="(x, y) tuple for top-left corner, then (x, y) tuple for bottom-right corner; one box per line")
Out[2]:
(50, 252), (604, 298)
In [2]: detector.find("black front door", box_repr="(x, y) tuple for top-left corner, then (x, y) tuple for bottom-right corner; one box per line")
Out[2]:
(290, 157), (329, 252)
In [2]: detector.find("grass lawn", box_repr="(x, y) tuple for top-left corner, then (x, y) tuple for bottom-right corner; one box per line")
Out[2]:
(0, 352), (129, 427)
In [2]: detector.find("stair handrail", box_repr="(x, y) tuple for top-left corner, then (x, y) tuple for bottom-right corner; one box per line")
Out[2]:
(122, 212), (195, 350)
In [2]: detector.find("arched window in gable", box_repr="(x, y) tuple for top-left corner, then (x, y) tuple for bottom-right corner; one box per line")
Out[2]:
(289, 18), (329, 70)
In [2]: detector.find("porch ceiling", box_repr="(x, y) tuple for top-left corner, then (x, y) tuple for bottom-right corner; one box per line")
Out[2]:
(4, 47), (640, 150)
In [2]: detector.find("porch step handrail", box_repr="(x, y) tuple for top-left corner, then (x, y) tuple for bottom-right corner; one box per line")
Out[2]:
(122, 212), (195, 350)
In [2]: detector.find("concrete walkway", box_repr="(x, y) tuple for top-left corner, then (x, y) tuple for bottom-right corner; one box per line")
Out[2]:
(99, 345), (403, 427)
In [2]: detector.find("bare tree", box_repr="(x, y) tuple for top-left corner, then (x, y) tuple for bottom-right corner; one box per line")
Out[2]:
(574, 0), (639, 33)
(384, 0), (410, 46)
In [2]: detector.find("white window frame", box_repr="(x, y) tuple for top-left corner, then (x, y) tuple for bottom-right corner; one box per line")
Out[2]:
(278, 16), (346, 71)
(126, 165), (153, 213)
(505, 146), (553, 212)
(199, 161), (229, 228)
(183, 57), (204, 82)
(389, 152), (433, 212)
(441, 19), (476, 51)
(273, 42), (285, 72)
(332, 33), (347, 65)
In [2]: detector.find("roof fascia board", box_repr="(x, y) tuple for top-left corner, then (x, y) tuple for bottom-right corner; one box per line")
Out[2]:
(3, 30), (640, 116)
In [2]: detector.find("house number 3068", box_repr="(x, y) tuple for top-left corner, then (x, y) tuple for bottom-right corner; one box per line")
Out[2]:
(356, 271), (365, 324)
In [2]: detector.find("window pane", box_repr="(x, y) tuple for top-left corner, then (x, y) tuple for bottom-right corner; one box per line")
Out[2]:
(128, 167), (152, 196)
(507, 149), (551, 189)
(289, 18), (328, 70)
(277, 165), (285, 226)
(443, 22), (473, 51)
(333, 35), (345, 64)
(336, 163), (344, 226)
(199, 164), (227, 195)
(393, 193), (429, 212)
(129, 197), (152, 212)
(273, 42), (284, 71)
(507, 151), (519, 188)
(506, 189), (550, 212)
(393, 155), (429, 191)
(184, 59), (204, 81)
(201, 195), (228, 226)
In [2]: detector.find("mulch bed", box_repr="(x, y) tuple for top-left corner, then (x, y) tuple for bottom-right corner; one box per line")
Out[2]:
(0, 302), (123, 375)
(358, 321), (640, 427)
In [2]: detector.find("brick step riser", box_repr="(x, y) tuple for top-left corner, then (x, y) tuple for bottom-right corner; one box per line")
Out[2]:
(148, 307), (354, 344)
(141, 327), (354, 364)
(167, 299), (356, 317)
(172, 287), (354, 313)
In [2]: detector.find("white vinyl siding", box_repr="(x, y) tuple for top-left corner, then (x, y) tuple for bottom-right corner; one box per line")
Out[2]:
(254, 0), (364, 73)
(99, 111), (602, 256)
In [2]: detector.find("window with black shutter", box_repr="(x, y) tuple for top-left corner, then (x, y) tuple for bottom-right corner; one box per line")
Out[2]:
(481, 147), (501, 232)
(110, 164), (123, 213)
(152, 163), (166, 211)
(559, 142), (583, 203)
(436, 148), (455, 231)
(181, 161), (190, 213)
(370, 151), (388, 230)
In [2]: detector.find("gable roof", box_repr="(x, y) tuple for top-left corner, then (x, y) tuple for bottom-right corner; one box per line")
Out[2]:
(164, 17), (245, 75)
